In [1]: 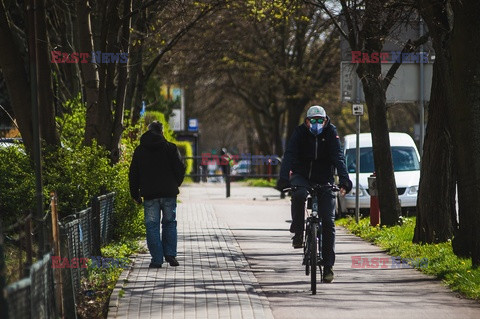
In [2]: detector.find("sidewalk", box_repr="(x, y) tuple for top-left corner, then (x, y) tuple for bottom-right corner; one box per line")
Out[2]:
(108, 184), (480, 319)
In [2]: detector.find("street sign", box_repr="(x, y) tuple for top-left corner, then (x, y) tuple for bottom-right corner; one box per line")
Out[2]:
(352, 104), (364, 116)
(188, 118), (198, 132)
(340, 61), (433, 103)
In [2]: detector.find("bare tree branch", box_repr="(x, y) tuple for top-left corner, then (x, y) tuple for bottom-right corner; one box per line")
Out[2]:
(383, 32), (429, 89)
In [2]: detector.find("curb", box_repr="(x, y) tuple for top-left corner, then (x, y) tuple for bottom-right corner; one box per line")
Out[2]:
(107, 254), (136, 318)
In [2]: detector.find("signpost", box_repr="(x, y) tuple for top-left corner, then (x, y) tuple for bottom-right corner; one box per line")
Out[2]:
(352, 103), (364, 223)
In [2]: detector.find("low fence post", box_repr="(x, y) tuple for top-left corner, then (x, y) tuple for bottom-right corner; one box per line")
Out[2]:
(24, 213), (33, 277)
(0, 220), (8, 319)
(59, 229), (77, 319)
(50, 192), (64, 318)
(90, 196), (102, 256)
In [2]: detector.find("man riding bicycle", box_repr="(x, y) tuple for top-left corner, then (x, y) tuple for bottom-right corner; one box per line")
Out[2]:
(277, 105), (352, 283)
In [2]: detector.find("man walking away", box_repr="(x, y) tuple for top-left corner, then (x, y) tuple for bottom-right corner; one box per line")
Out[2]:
(129, 121), (186, 268)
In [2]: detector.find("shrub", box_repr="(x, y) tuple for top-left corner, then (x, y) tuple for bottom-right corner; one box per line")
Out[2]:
(0, 145), (35, 226)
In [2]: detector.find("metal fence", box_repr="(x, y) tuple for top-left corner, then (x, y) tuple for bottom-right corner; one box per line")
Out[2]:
(183, 155), (281, 182)
(3, 192), (116, 319)
(182, 155), (282, 198)
(5, 253), (56, 319)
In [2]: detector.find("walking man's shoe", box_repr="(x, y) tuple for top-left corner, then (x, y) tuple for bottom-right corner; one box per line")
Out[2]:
(165, 256), (179, 266)
(292, 233), (303, 249)
(323, 266), (334, 283)
(149, 262), (162, 268)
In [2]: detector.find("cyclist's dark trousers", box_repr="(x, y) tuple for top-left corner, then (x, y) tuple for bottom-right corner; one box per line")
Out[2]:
(290, 174), (336, 267)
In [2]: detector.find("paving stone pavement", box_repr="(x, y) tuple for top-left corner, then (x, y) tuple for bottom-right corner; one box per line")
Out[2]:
(108, 197), (274, 319)
(109, 183), (480, 319)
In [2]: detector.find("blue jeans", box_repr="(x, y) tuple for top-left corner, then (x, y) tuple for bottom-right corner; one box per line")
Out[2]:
(290, 174), (336, 267)
(143, 198), (177, 265)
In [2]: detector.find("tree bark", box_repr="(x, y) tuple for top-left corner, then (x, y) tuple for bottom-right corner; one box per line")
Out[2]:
(355, 1), (402, 226)
(0, 1), (34, 153)
(36, 0), (60, 146)
(76, 0), (100, 145)
(449, 0), (480, 267)
(414, 0), (455, 244)
(110, 0), (132, 163)
(359, 63), (401, 226)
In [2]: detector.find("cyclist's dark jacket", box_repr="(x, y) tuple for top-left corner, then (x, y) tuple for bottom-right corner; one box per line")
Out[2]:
(280, 117), (352, 191)
(129, 130), (186, 200)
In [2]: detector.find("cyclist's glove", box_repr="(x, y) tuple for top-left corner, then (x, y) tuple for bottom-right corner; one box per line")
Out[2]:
(339, 179), (353, 193)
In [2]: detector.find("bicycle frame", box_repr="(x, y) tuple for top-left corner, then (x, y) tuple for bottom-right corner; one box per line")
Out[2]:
(287, 183), (339, 295)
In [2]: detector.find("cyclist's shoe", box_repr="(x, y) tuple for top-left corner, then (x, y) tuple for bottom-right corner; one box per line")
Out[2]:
(323, 266), (334, 283)
(292, 233), (303, 249)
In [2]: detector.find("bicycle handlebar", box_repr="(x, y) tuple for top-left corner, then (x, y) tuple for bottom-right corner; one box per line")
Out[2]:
(282, 183), (340, 193)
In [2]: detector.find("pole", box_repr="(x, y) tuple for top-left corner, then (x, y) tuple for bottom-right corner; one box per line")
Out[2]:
(355, 70), (361, 223)
(27, 0), (45, 258)
(226, 165), (231, 198)
(355, 115), (360, 223)
(0, 220), (8, 319)
(419, 17), (425, 156)
(50, 192), (64, 318)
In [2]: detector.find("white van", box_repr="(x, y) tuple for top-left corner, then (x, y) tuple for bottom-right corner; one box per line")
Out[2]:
(338, 132), (420, 216)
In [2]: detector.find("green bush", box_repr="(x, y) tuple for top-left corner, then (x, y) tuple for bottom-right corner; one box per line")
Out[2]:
(175, 140), (193, 176)
(0, 145), (35, 225)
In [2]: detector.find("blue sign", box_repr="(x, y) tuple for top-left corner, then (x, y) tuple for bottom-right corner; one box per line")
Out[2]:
(140, 101), (146, 117)
(188, 118), (198, 132)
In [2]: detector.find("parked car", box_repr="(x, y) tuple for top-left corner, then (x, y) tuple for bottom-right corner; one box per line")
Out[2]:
(0, 137), (24, 151)
(231, 160), (252, 180)
(337, 132), (420, 217)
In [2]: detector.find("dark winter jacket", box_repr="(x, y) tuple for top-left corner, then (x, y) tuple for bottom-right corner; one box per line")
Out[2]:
(279, 117), (352, 191)
(129, 130), (186, 200)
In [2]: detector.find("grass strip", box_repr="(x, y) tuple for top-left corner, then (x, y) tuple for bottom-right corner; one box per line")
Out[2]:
(337, 216), (480, 300)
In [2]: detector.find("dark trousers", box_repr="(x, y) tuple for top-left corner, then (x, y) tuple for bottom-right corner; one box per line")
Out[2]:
(290, 174), (336, 267)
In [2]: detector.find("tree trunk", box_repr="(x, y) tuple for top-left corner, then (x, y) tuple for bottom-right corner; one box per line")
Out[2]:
(285, 96), (309, 143)
(414, 0), (455, 244)
(0, 1), (34, 153)
(449, 0), (480, 267)
(357, 1), (402, 226)
(36, 0), (60, 146)
(110, 0), (132, 163)
(76, 0), (100, 145)
(360, 64), (401, 226)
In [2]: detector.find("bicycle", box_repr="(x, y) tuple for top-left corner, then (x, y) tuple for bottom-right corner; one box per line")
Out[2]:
(285, 183), (340, 295)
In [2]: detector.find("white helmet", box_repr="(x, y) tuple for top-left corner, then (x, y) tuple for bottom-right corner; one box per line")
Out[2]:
(306, 105), (326, 118)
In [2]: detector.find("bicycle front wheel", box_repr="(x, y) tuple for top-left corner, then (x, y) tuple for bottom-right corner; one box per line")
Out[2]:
(310, 223), (318, 295)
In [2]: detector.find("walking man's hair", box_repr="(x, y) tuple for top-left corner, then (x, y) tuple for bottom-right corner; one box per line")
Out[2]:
(148, 121), (163, 135)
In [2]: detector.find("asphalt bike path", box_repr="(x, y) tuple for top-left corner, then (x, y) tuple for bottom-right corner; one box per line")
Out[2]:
(108, 184), (480, 319)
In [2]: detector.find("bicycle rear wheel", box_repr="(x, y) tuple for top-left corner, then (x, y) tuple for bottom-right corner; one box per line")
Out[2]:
(310, 223), (318, 294)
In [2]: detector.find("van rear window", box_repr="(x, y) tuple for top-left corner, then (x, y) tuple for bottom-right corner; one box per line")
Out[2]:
(345, 146), (420, 173)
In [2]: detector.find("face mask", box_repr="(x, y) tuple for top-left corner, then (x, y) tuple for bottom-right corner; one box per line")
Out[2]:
(310, 123), (323, 135)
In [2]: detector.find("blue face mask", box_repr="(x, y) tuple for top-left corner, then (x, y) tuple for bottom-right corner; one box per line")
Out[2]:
(310, 123), (323, 135)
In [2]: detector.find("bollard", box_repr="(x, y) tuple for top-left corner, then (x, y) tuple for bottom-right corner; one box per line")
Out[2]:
(368, 172), (380, 226)
(226, 165), (231, 198)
